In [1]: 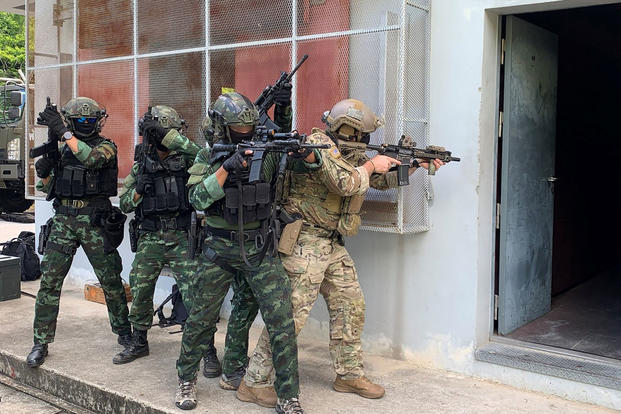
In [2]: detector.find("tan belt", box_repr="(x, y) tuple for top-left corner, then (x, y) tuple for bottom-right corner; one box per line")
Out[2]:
(301, 222), (338, 238)
(60, 199), (89, 208)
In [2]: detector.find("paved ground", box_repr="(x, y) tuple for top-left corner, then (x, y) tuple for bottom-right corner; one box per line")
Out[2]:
(0, 382), (66, 414)
(0, 280), (615, 414)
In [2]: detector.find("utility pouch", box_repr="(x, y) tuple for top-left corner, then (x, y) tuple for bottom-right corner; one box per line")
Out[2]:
(85, 171), (99, 194)
(128, 218), (138, 253)
(242, 185), (257, 223)
(38, 217), (54, 255)
(102, 207), (127, 254)
(224, 187), (239, 225)
(187, 211), (202, 260)
(278, 219), (302, 255)
(155, 177), (168, 212)
(71, 168), (86, 197)
(255, 182), (271, 221)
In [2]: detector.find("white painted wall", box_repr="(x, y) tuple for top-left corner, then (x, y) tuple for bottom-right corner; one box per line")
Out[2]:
(32, 0), (621, 410)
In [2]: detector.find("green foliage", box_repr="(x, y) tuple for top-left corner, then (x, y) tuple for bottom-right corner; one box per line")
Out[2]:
(0, 12), (25, 79)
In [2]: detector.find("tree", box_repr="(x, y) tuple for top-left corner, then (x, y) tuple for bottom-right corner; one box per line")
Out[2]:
(0, 12), (25, 79)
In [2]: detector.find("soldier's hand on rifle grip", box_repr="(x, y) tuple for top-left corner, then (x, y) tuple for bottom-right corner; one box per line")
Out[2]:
(418, 158), (445, 174)
(222, 150), (252, 173)
(35, 158), (55, 179)
(274, 82), (292, 106)
(135, 174), (153, 195)
(366, 154), (401, 175)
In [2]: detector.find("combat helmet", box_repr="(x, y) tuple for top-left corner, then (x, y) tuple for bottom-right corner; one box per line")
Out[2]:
(199, 115), (215, 147)
(61, 97), (107, 139)
(208, 92), (259, 143)
(150, 105), (185, 132)
(321, 98), (384, 143)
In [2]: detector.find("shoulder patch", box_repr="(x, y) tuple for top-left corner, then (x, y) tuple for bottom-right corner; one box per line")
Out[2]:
(329, 144), (341, 159)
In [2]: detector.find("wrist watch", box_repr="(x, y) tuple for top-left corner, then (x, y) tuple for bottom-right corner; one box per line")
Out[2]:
(61, 131), (73, 142)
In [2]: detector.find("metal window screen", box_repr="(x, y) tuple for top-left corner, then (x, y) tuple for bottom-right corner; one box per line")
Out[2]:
(25, 0), (431, 234)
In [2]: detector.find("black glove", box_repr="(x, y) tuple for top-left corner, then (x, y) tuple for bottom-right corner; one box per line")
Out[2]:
(135, 174), (153, 195)
(37, 106), (69, 137)
(142, 118), (169, 145)
(222, 151), (249, 172)
(35, 157), (55, 178)
(288, 147), (312, 159)
(274, 82), (292, 106)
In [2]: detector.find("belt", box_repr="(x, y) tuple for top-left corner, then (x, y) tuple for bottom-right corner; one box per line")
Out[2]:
(140, 215), (190, 232)
(204, 225), (265, 244)
(54, 199), (111, 216)
(301, 222), (338, 238)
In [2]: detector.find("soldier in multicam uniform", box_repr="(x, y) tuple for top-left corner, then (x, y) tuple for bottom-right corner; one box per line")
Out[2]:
(237, 99), (444, 406)
(111, 106), (222, 373)
(174, 91), (315, 414)
(27, 97), (132, 367)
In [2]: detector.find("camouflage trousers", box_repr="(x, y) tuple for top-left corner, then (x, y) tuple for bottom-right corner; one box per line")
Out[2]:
(33, 213), (131, 344)
(128, 229), (196, 331)
(244, 229), (365, 389)
(176, 234), (299, 400)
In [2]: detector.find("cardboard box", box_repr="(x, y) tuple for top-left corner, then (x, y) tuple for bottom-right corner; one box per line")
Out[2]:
(0, 254), (21, 302)
(84, 282), (133, 305)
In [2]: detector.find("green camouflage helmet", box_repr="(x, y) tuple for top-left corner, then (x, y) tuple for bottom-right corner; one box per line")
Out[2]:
(61, 97), (107, 138)
(151, 105), (185, 131)
(208, 92), (259, 142)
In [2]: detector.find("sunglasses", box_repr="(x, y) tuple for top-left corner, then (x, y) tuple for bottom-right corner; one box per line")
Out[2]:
(75, 117), (97, 124)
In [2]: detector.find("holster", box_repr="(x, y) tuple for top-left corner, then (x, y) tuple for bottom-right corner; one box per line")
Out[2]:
(92, 207), (127, 254)
(187, 211), (203, 260)
(277, 219), (302, 255)
(128, 218), (138, 253)
(38, 217), (54, 255)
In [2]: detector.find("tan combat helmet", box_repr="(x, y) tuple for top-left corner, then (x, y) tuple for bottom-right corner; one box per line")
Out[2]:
(151, 105), (185, 132)
(321, 98), (384, 142)
(61, 97), (107, 138)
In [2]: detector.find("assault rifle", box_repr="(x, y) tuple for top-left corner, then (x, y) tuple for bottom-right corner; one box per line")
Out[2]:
(211, 126), (329, 183)
(365, 135), (460, 185)
(30, 97), (62, 200)
(135, 107), (163, 193)
(254, 54), (308, 131)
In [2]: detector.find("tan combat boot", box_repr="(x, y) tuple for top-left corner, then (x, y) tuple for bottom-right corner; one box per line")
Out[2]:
(333, 375), (385, 399)
(236, 380), (277, 408)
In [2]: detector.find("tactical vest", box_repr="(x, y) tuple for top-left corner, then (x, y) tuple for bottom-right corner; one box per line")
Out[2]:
(283, 131), (366, 236)
(137, 152), (191, 220)
(54, 136), (118, 199)
(206, 165), (272, 226)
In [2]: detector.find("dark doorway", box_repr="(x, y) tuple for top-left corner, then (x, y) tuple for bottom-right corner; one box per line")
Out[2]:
(499, 3), (621, 360)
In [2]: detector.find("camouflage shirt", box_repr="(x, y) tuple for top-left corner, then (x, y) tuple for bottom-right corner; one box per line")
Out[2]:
(283, 128), (399, 236)
(36, 136), (117, 194)
(119, 129), (201, 213)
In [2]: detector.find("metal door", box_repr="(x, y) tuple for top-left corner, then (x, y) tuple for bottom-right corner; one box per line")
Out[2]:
(498, 16), (558, 335)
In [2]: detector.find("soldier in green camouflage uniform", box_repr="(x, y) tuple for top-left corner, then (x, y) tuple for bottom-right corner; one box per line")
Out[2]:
(111, 106), (219, 369)
(27, 97), (131, 368)
(238, 99), (444, 405)
(174, 91), (314, 414)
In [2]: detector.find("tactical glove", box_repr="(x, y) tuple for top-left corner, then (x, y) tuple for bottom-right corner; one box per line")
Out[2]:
(37, 106), (69, 138)
(142, 118), (169, 145)
(35, 157), (55, 178)
(222, 151), (249, 172)
(274, 82), (292, 106)
(135, 174), (153, 195)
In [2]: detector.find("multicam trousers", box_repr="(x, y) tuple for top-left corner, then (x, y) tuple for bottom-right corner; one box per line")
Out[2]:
(244, 229), (366, 388)
(176, 234), (299, 400)
(33, 213), (131, 344)
(128, 229), (196, 331)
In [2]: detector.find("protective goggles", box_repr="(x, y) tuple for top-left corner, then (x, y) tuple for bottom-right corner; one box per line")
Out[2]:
(75, 117), (98, 124)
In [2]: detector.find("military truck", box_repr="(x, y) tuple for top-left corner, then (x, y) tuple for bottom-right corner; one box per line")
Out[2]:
(0, 78), (33, 213)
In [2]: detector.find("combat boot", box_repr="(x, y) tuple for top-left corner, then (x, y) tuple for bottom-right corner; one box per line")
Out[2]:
(236, 380), (277, 408)
(275, 397), (304, 414)
(112, 329), (149, 365)
(333, 375), (385, 399)
(117, 331), (132, 347)
(175, 377), (197, 410)
(26, 343), (48, 368)
(202, 341), (222, 378)
(219, 365), (246, 390)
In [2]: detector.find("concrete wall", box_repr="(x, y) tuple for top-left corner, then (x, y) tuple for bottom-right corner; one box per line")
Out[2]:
(32, 0), (621, 410)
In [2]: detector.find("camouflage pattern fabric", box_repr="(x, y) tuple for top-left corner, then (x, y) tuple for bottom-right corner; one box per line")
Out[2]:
(33, 214), (130, 344)
(221, 273), (260, 375)
(244, 229), (365, 387)
(175, 235), (299, 400)
(127, 230), (196, 330)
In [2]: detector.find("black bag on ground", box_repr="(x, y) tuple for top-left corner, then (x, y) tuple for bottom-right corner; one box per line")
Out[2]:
(1, 231), (41, 281)
(154, 284), (188, 327)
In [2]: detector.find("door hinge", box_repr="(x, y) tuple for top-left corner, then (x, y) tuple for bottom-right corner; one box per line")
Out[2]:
(496, 202), (501, 230)
(494, 294), (499, 321)
(498, 111), (503, 138)
(501, 38), (506, 65)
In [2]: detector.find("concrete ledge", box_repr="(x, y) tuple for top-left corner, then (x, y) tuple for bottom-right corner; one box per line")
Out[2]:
(475, 338), (621, 391)
(0, 349), (167, 414)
